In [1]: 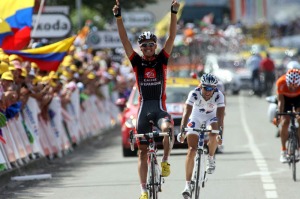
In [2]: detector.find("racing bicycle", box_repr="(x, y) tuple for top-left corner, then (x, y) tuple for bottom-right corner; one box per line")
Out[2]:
(184, 123), (221, 199)
(277, 111), (300, 181)
(129, 128), (172, 199)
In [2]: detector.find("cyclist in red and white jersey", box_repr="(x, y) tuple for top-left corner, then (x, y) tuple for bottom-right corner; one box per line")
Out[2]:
(113, 1), (180, 198)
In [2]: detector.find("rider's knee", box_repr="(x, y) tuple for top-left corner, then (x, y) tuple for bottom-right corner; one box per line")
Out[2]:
(282, 120), (290, 128)
(187, 147), (197, 156)
(161, 121), (173, 132)
(138, 147), (148, 159)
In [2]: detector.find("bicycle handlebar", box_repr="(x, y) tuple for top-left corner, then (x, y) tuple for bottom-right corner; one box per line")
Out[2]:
(133, 132), (170, 138)
(129, 130), (172, 151)
(184, 127), (220, 134)
(276, 111), (300, 116)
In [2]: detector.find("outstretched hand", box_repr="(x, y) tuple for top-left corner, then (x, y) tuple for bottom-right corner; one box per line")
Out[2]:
(112, 0), (120, 16)
(171, 0), (180, 11)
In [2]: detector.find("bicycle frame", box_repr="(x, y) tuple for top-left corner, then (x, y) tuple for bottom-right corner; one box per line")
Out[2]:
(277, 111), (300, 181)
(129, 130), (172, 199)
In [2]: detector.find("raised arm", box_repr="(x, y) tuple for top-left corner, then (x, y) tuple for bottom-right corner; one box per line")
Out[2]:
(163, 0), (180, 55)
(112, 0), (134, 58)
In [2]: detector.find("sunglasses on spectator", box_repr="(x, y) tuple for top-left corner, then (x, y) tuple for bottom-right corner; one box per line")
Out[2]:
(140, 42), (156, 47)
(202, 86), (214, 91)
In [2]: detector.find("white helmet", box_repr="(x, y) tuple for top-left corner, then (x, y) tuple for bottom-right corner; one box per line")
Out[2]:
(287, 61), (300, 70)
(200, 73), (218, 86)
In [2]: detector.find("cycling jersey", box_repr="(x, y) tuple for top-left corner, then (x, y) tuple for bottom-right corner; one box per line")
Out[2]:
(129, 50), (169, 103)
(276, 75), (300, 97)
(276, 75), (300, 111)
(185, 87), (225, 135)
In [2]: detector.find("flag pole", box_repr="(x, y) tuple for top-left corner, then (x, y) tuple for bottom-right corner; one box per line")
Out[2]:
(29, 0), (46, 46)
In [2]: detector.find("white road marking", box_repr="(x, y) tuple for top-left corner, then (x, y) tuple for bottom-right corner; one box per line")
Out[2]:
(239, 96), (278, 198)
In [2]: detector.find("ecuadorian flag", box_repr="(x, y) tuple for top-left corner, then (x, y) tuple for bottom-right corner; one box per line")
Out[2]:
(0, 0), (34, 50)
(5, 36), (76, 71)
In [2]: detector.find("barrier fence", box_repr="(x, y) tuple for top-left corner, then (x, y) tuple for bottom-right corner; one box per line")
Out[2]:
(0, 91), (120, 172)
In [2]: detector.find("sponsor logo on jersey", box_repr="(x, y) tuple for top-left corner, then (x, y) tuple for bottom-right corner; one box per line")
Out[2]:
(144, 68), (156, 78)
(215, 94), (220, 102)
(187, 121), (195, 127)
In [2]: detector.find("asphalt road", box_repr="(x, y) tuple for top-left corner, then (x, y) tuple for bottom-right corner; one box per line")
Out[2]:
(0, 92), (299, 199)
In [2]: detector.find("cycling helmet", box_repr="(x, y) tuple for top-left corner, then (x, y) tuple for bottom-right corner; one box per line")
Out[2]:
(200, 73), (218, 86)
(286, 69), (300, 87)
(138, 31), (157, 44)
(287, 60), (300, 70)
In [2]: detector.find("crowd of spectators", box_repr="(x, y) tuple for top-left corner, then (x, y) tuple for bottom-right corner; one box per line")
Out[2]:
(0, 39), (136, 172)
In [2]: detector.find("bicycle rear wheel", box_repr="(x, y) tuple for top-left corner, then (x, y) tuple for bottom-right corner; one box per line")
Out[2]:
(194, 152), (202, 199)
(149, 154), (158, 199)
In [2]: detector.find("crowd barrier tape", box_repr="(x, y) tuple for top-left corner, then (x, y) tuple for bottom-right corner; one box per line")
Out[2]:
(0, 92), (120, 172)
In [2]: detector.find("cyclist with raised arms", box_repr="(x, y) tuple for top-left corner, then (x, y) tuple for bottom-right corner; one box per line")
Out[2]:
(112, 1), (179, 198)
(177, 73), (225, 198)
(276, 69), (300, 163)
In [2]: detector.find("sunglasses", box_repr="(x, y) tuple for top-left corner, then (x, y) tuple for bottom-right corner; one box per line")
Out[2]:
(202, 86), (214, 91)
(140, 42), (156, 48)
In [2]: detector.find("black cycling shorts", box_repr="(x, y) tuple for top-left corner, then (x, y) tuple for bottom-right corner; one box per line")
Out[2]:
(136, 100), (172, 145)
(283, 95), (300, 112)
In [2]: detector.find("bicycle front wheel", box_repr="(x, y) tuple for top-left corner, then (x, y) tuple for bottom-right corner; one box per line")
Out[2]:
(194, 153), (202, 199)
(291, 138), (298, 181)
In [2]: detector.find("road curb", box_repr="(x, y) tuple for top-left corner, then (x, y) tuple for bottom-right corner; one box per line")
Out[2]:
(0, 125), (120, 189)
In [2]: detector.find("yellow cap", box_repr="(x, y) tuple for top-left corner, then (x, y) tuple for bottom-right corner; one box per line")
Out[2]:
(50, 81), (57, 87)
(63, 55), (73, 61)
(21, 68), (27, 77)
(0, 62), (9, 74)
(32, 76), (42, 84)
(0, 54), (9, 64)
(69, 64), (77, 72)
(87, 72), (96, 80)
(9, 54), (23, 62)
(8, 66), (16, 71)
(78, 68), (84, 74)
(1, 71), (14, 81)
(41, 76), (50, 84)
(69, 45), (75, 51)
(61, 61), (72, 67)
(31, 62), (38, 69)
(108, 68), (116, 76)
(93, 56), (101, 62)
(49, 71), (58, 79)
(62, 70), (73, 80)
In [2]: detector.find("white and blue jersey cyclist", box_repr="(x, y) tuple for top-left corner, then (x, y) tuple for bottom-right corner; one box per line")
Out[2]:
(178, 73), (225, 198)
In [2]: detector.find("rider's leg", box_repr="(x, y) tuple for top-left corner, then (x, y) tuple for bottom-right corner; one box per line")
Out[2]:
(280, 117), (289, 150)
(185, 134), (198, 181)
(280, 116), (289, 162)
(182, 134), (198, 196)
(161, 120), (174, 161)
(207, 122), (218, 157)
(138, 144), (148, 194)
(159, 119), (173, 177)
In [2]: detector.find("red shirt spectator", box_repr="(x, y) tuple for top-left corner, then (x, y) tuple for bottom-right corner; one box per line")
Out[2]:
(260, 54), (275, 72)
